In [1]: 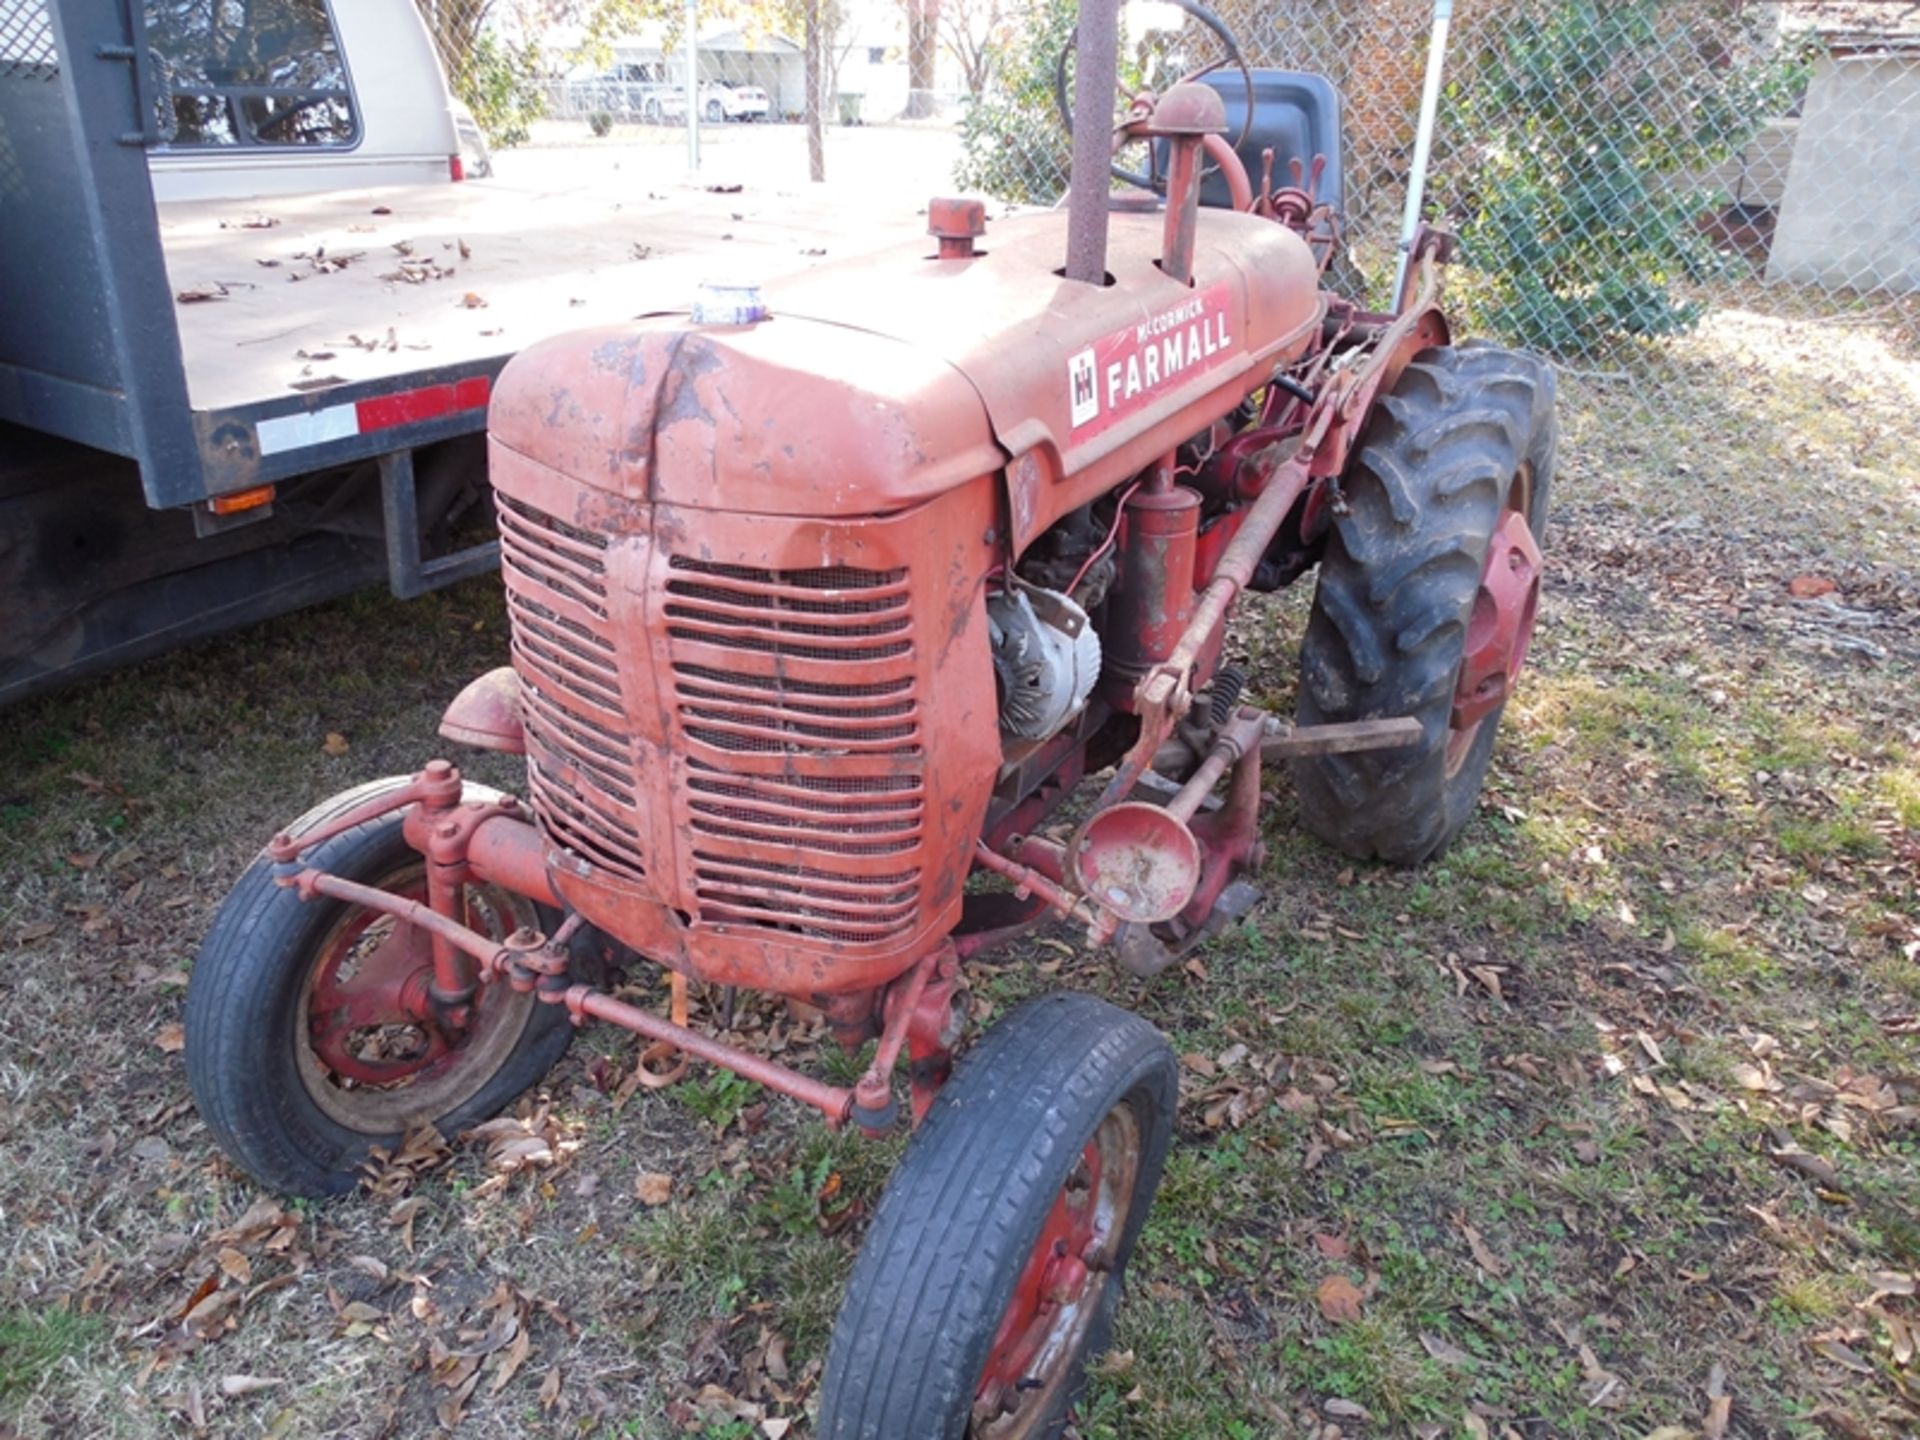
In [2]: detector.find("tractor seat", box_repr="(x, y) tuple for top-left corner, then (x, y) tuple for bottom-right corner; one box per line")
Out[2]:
(1162, 68), (1344, 216)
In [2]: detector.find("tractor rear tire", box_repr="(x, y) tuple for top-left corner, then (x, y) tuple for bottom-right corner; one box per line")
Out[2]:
(817, 993), (1178, 1440)
(185, 776), (575, 1198)
(1292, 343), (1555, 864)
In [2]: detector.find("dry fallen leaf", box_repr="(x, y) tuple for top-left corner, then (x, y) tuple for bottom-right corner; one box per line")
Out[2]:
(1420, 1331), (1476, 1369)
(322, 732), (350, 757)
(155, 1022), (187, 1054)
(635, 1171), (673, 1206)
(490, 1324), (532, 1393)
(1454, 1213), (1507, 1277)
(389, 1195), (425, 1252)
(1315, 1273), (1365, 1324)
(220, 1376), (283, 1398)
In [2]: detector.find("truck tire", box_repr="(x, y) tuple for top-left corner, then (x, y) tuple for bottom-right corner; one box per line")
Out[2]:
(1292, 343), (1555, 864)
(185, 776), (574, 1198)
(817, 993), (1177, 1440)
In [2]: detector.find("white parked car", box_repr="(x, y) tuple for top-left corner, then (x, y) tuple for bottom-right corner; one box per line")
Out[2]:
(642, 86), (690, 124)
(700, 83), (771, 123)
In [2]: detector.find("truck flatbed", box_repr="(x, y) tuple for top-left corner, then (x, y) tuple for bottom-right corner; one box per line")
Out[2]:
(0, 0), (957, 704)
(160, 164), (929, 413)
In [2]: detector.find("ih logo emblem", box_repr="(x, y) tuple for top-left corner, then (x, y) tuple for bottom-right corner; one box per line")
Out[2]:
(1066, 282), (1235, 439)
(1067, 347), (1099, 428)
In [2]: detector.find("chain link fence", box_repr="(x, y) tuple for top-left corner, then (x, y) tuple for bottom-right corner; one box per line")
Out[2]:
(57, 0), (1906, 400)
(956, 0), (1920, 399)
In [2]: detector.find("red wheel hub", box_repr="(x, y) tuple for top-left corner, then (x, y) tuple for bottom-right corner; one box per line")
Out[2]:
(306, 880), (451, 1086)
(1449, 505), (1542, 763)
(978, 1142), (1103, 1406)
(972, 1107), (1142, 1437)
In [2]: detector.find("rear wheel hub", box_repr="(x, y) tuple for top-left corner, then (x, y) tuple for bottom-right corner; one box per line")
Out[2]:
(1448, 502), (1542, 770)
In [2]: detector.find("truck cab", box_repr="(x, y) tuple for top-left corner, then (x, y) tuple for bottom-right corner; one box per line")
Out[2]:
(142, 0), (471, 201)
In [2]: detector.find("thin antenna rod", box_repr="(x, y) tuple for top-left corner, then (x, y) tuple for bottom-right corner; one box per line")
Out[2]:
(1394, 0), (1454, 310)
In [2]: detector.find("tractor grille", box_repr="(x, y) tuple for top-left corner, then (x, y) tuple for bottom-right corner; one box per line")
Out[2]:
(665, 557), (926, 944)
(496, 495), (648, 882)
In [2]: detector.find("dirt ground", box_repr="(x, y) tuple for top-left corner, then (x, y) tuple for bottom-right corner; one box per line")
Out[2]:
(2, 295), (1918, 1440)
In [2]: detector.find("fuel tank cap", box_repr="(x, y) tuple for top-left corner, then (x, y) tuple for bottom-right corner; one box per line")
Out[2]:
(692, 280), (767, 326)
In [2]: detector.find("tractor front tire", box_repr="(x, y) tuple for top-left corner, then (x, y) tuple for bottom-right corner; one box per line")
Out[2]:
(817, 994), (1178, 1440)
(1293, 344), (1555, 864)
(185, 776), (575, 1198)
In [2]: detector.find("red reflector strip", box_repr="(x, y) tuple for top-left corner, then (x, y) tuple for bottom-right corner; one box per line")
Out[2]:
(354, 376), (491, 433)
(254, 376), (491, 456)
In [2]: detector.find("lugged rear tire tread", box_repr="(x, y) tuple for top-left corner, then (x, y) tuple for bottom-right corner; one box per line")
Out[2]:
(1292, 344), (1556, 864)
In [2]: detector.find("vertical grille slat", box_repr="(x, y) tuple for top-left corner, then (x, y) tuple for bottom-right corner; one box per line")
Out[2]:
(497, 495), (646, 880)
(667, 555), (926, 945)
(497, 484), (937, 949)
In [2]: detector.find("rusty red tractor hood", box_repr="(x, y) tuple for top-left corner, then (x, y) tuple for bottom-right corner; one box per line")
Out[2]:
(491, 210), (1322, 541)
(481, 207), (1322, 998)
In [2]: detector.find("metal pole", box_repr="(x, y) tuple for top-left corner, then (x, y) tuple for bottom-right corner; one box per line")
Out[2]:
(1065, 0), (1118, 285)
(1393, 0), (1454, 310)
(684, 0), (699, 172)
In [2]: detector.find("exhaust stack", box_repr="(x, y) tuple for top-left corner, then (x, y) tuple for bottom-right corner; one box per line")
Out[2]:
(1064, 0), (1119, 285)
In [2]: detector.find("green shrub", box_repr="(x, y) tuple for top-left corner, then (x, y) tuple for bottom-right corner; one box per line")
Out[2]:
(953, 0), (1076, 204)
(588, 109), (615, 137)
(1442, 0), (1813, 355)
(453, 31), (546, 149)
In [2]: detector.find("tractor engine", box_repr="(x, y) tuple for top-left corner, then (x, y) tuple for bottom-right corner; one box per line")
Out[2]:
(486, 204), (1322, 1001)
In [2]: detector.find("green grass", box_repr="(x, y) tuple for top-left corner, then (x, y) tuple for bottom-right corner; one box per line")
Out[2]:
(0, 313), (1917, 1437)
(0, 1307), (106, 1403)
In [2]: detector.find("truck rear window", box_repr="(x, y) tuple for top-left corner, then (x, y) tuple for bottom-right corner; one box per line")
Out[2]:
(144, 0), (358, 148)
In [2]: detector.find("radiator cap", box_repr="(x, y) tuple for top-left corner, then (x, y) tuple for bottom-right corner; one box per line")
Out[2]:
(692, 280), (767, 326)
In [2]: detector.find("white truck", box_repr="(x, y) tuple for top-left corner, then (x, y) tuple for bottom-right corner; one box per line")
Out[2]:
(0, 0), (912, 704)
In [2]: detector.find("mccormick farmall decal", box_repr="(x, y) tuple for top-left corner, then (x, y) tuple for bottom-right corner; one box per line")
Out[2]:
(1068, 281), (1235, 435)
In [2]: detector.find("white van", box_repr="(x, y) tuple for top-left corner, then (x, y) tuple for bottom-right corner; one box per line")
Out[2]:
(144, 0), (482, 202)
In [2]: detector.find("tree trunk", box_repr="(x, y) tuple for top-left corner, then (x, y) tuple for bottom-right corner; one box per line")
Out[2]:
(904, 0), (941, 117)
(805, 0), (826, 180)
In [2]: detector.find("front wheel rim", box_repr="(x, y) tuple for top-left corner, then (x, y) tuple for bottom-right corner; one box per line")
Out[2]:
(971, 1104), (1143, 1438)
(293, 862), (541, 1133)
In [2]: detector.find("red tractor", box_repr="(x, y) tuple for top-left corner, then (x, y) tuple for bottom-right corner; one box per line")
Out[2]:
(186, 4), (1552, 1433)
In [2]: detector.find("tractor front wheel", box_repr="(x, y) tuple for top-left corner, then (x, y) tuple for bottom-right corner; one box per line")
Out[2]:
(185, 776), (575, 1198)
(817, 993), (1177, 1440)
(1293, 343), (1556, 864)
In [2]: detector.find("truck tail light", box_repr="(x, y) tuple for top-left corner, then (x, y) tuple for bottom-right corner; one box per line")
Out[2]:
(449, 154), (466, 182)
(209, 484), (275, 516)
